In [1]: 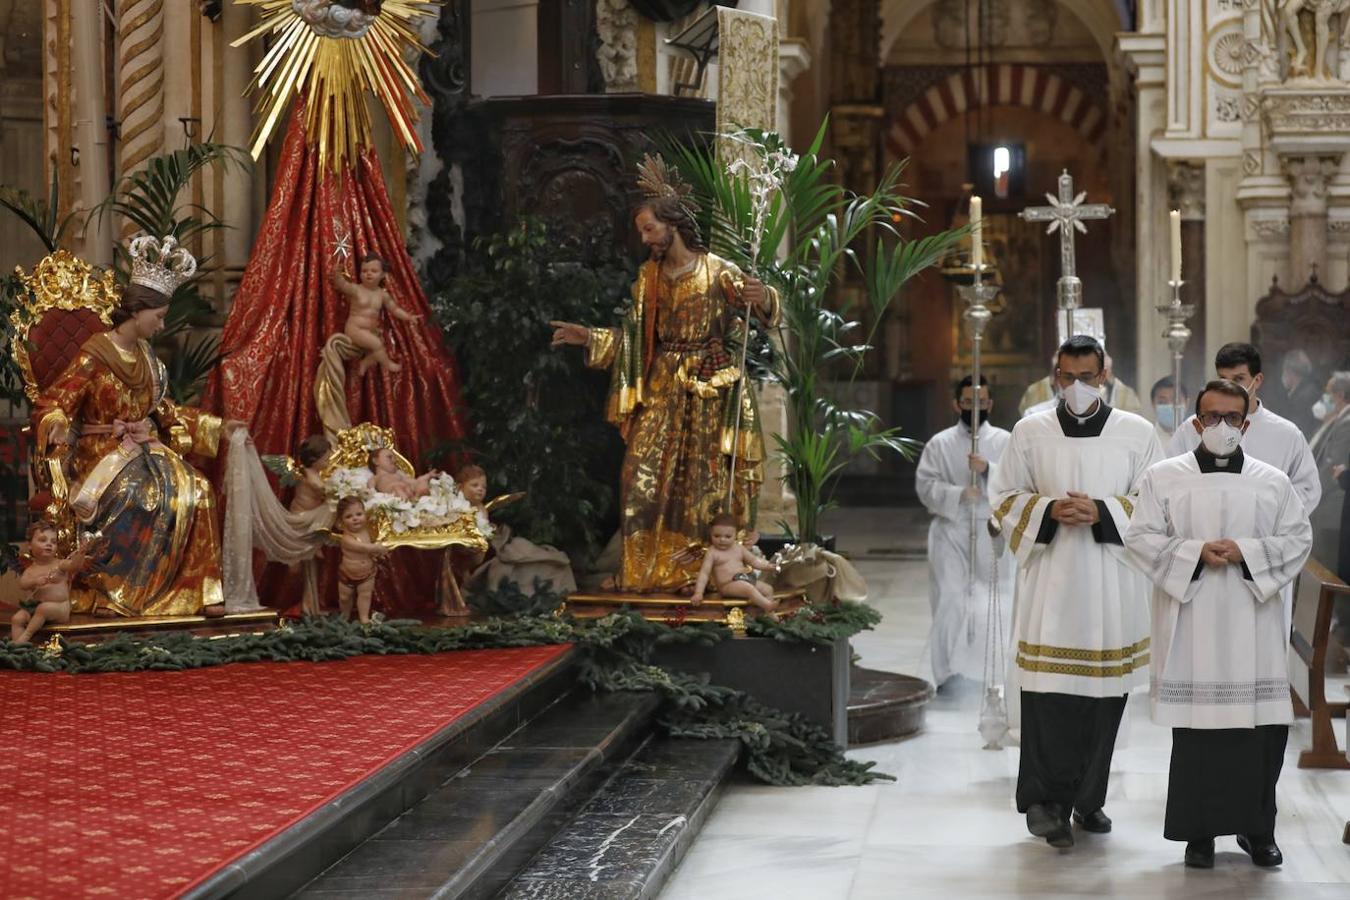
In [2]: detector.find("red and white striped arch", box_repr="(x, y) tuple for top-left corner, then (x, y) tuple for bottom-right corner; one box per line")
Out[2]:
(885, 64), (1108, 160)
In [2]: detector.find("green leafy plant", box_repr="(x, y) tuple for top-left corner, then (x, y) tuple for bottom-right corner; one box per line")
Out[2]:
(667, 123), (968, 541)
(429, 220), (634, 565)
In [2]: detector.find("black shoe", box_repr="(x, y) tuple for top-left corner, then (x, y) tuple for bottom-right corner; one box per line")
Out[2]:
(1184, 839), (1215, 869)
(1026, 804), (1074, 848)
(1236, 834), (1282, 867)
(1072, 808), (1113, 833)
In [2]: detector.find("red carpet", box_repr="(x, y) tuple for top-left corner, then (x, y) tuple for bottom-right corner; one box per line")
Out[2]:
(0, 645), (570, 899)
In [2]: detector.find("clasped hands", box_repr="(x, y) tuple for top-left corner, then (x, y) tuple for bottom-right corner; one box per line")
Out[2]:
(1200, 539), (1244, 567)
(1050, 491), (1100, 526)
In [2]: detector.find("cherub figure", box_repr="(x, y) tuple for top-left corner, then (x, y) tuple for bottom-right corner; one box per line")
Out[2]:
(331, 253), (420, 377)
(457, 464), (488, 510)
(291, 435), (332, 513)
(369, 447), (437, 500)
(690, 513), (780, 614)
(334, 497), (389, 623)
(12, 522), (89, 644)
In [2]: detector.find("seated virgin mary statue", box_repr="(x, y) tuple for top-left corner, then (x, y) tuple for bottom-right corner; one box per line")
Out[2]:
(32, 235), (246, 618)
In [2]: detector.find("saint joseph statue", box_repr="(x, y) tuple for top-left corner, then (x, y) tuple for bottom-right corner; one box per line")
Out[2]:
(552, 156), (779, 592)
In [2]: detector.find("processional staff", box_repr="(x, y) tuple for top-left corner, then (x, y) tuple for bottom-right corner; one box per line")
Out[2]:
(959, 197), (994, 486)
(1158, 209), (1195, 430)
(956, 197), (1010, 750)
(1018, 170), (1114, 339)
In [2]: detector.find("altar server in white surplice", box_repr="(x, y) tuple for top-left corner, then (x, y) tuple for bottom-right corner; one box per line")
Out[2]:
(1166, 342), (1319, 512)
(1125, 379), (1311, 871)
(916, 375), (1015, 688)
(990, 336), (1163, 850)
(1165, 343), (1318, 634)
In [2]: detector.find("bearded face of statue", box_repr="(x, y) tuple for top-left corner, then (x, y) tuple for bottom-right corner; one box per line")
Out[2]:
(635, 207), (678, 261)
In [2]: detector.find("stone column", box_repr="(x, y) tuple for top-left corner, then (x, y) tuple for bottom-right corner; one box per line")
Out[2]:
(116, 0), (166, 179)
(777, 39), (812, 145)
(1116, 31), (1168, 392)
(1285, 155), (1338, 287)
(826, 0), (881, 192)
(72, 0), (111, 263)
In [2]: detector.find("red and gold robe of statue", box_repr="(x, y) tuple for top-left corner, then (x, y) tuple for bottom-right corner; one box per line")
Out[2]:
(34, 334), (226, 616)
(586, 252), (779, 592)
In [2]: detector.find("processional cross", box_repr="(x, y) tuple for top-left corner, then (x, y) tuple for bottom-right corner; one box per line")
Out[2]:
(1018, 169), (1114, 338)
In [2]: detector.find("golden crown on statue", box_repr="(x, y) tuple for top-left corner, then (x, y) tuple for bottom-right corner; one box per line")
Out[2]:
(128, 234), (198, 296)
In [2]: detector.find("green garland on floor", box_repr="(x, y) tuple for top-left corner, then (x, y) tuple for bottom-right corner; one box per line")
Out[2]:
(0, 603), (891, 786)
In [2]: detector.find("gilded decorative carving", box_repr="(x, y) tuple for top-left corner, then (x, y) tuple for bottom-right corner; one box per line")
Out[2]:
(11, 250), (120, 402)
(322, 423), (415, 478)
(322, 421), (488, 552)
(596, 0), (640, 92)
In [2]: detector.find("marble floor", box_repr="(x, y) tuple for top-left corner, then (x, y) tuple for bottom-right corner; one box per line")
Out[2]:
(661, 507), (1350, 900)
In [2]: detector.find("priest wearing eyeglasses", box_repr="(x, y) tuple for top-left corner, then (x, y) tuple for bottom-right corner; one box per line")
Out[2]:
(1124, 379), (1312, 870)
(990, 335), (1163, 849)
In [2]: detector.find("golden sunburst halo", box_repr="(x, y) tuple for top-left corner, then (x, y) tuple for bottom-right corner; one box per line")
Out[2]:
(232, 0), (438, 171)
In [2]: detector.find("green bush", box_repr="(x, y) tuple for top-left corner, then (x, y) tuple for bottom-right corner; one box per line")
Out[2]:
(429, 221), (634, 566)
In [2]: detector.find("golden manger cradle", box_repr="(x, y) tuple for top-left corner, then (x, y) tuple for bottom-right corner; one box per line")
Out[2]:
(317, 422), (489, 554)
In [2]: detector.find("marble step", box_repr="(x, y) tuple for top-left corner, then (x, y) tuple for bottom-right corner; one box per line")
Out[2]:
(292, 688), (660, 900)
(499, 737), (741, 900)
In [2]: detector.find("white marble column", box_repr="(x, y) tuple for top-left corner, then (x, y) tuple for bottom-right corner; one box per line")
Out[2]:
(1117, 31), (1169, 394)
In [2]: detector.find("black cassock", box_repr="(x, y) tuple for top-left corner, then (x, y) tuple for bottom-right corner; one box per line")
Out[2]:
(1165, 725), (1288, 841)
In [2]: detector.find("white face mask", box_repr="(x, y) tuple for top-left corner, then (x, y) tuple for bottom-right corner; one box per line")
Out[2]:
(1063, 379), (1102, 416)
(1201, 422), (1243, 456)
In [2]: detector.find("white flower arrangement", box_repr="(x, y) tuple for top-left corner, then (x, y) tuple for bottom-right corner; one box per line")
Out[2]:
(325, 468), (479, 534)
(326, 466), (375, 501)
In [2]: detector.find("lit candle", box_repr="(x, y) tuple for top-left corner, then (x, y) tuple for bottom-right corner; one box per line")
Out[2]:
(970, 196), (983, 270)
(1169, 209), (1182, 283)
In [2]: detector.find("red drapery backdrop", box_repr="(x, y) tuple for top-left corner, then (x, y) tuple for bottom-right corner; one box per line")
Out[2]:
(203, 101), (470, 613)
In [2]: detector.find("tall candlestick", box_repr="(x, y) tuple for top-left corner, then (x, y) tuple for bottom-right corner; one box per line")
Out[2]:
(971, 196), (983, 270)
(1169, 209), (1182, 283)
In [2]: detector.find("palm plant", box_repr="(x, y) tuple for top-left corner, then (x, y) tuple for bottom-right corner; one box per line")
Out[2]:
(667, 123), (968, 542)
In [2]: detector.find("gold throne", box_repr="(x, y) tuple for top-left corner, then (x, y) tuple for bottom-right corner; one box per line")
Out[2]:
(11, 250), (121, 542)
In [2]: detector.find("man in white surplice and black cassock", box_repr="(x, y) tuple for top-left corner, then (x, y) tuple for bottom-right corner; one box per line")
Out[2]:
(990, 336), (1163, 849)
(1165, 343), (1318, 635)
(915, 375), (1015, 688)
(1125, 379), (1311, 870)
(1166, 343), (1319, 516)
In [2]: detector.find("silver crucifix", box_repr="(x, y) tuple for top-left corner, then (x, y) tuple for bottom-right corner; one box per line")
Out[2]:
(1019, 169), (1114, 338)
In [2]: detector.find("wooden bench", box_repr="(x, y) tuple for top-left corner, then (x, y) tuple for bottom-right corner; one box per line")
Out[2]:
(1290, 559), (1350, 769)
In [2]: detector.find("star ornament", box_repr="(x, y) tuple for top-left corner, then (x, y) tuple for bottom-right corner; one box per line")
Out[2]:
(231, 0), (438, 171)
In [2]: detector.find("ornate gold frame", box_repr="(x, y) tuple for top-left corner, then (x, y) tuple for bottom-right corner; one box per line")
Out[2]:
(322, 421), (488, 553)
(321, 422), (415, 478)
(12, 250), (121, 402)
